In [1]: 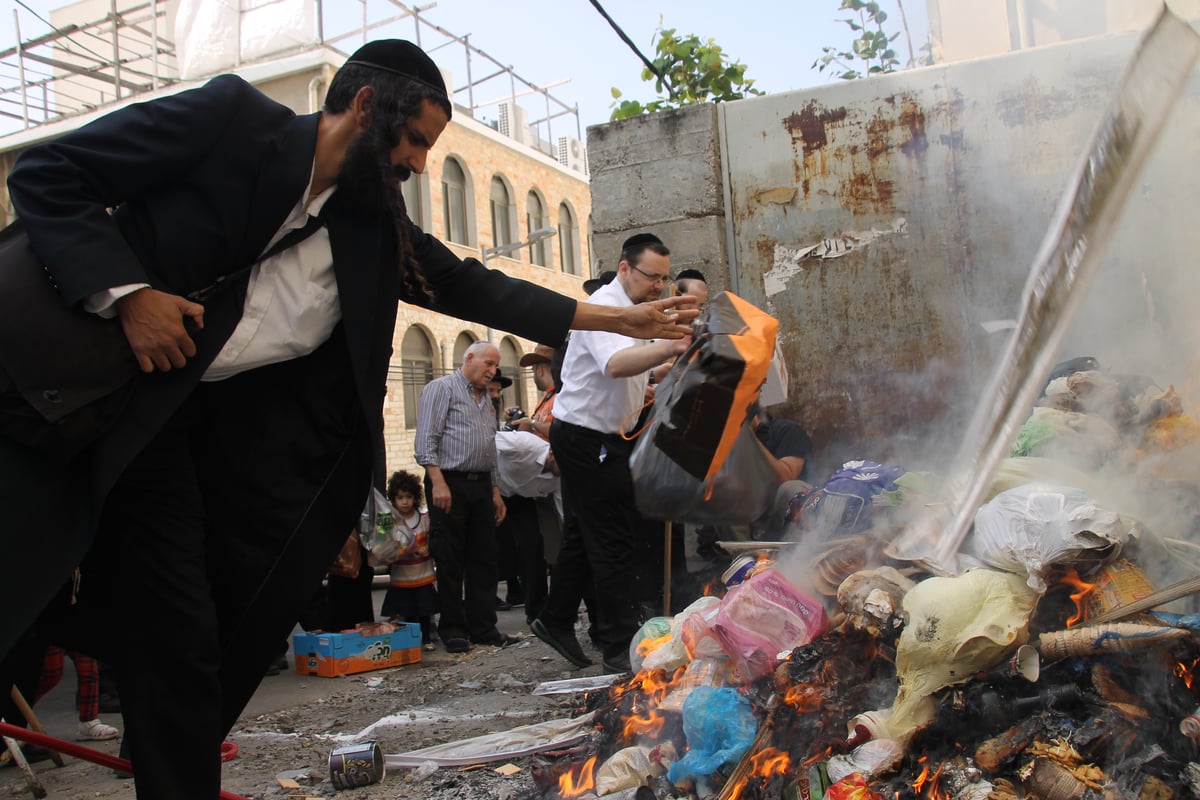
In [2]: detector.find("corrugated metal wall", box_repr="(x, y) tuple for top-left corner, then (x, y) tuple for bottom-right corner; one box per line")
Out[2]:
(714, 29), (1200, 475)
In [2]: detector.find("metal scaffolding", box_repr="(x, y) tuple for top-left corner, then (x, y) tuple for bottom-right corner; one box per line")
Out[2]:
(0, 0), (582, 150)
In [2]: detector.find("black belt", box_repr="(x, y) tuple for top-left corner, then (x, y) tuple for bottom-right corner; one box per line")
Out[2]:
(441, 470), (490, 481)
(554, 418), (632, 439)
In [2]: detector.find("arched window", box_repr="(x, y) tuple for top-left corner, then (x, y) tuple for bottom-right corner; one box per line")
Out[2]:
(490, 176), (514, 248)
(498, 337), (524, 412)
(526, 191), (548, 267)
(401, 174), (426, 230)
(558, 203), (579, 275)
(400, 327), (436, 430)
(441, 158), (470, 244)
(452, 331), (477, 369)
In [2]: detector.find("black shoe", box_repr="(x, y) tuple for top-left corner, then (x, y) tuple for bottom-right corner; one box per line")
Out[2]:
(531, 618), (592, 668)
(444, 637), (471, 653)
(602, 651), (632, 675)
(495, 596), (513, 611)
(471, 631), (519, 648)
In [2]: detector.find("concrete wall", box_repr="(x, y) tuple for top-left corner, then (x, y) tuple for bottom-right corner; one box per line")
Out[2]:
(587, 27), (1200, 479)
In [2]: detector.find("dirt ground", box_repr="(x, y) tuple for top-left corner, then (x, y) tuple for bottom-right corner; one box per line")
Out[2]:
(0, 598), (615, 800)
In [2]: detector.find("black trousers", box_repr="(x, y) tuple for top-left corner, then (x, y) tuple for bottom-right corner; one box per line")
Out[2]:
(425, 472), (498, 641)
(69, 333), (364, 800)
(499, 494), (548, 621)
(542, 420), (647, 661)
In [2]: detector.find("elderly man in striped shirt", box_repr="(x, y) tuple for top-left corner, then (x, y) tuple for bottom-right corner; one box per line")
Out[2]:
(415, 340), (516, 653)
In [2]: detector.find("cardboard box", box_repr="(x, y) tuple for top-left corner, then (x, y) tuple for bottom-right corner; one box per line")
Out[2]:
(293, 625), (422, 677)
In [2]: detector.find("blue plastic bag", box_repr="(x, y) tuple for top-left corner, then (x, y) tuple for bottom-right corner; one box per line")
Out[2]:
(666, 686), (758, 784)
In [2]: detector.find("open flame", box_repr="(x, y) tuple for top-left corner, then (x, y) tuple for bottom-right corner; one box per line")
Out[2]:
(912, 759), (948, 796)
(557, 754), (597, 797)
(1177, 657), (1200, 690)
(621, 709), (665, 741)
(725, 747), (791, 800)
(783, 682), (824, 713)
(636, 632), (672, 658)
(1057, 568), (1096, 627)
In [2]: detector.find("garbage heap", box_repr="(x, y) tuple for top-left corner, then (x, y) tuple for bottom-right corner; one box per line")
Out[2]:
(524, 368), (1200, 800)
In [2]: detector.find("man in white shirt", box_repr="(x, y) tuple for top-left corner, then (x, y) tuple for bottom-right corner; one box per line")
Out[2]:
(530, 233), (691, 673)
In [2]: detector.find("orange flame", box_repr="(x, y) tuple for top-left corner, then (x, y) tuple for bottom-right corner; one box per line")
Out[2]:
(1057, 568), (1096, 627)
(557, 754), (597, 797)
(912, 761), (947, 798)
(783, 683), (824, 713)
(630, 666), (683, 703)
(724, 747), (791, 800)
(621, 710), (665, 740)
(748, 746), (790, 777)
(1177, 657), (1200, 690)
(636, 632), (672, 658)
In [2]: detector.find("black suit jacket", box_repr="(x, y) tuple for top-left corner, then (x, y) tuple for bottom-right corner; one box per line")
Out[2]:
(1, 74), (577, 729)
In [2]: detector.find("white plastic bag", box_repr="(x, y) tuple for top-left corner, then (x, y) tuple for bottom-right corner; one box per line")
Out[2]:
(967, 482), (1132, 591)
(360, 488), (415, 567)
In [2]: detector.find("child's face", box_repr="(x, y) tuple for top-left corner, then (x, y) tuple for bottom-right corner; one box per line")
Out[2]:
(392, 491), (416, 515)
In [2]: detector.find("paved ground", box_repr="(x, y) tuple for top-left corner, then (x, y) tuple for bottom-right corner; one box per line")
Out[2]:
(0, 543), (717, 799)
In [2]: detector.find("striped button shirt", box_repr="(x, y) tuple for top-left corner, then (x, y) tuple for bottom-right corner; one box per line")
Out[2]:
(414, 370), (498, 483)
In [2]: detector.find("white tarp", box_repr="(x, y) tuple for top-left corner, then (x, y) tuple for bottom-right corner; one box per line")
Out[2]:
(175, 0), (318, 80)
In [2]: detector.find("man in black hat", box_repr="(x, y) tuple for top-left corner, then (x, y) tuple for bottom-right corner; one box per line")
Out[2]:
(0, 40), (696, 799)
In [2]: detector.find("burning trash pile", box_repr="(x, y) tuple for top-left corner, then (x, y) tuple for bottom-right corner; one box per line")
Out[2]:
(522, 364), (1200, 800)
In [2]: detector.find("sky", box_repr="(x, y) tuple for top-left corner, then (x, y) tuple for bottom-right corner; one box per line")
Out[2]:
(0, 0), (931, 138)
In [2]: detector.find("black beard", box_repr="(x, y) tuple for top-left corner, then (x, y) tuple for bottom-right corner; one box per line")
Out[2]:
(338, 134), (410, 214)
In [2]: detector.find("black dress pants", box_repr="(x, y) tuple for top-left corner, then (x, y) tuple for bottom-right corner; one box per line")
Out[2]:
(542, 420), (645, 661)
(425, 472), (498, 642)
(500, 494), (548, 621)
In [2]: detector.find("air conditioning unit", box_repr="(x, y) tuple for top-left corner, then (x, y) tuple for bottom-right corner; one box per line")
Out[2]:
(556, 136), (587, 173)
(497, 102), (530, 145)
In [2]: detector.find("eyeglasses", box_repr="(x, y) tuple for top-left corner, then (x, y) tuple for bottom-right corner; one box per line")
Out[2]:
(629, 263), (669, 285)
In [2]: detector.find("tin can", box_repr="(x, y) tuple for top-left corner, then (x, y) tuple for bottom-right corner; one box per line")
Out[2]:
(329, 742), (385, 789)
(1180, 706), (1200, 739)
(722, 555), (755, 587)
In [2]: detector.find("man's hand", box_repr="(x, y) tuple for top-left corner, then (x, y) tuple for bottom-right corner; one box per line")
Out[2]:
(571, 295), (699, 340)
(493, 487), (507, 525)
(619, 295), (699, 339)
(115, 287), (205, 373)
(430, 478), (452, 513)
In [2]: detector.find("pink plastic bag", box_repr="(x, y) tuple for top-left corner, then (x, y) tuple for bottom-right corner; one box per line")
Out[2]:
(712, 569), (829, 681)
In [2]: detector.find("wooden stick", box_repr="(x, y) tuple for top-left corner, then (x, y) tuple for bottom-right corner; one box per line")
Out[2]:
(663, 522), (673, 615)
(2, 735), (47, 799)
(8, 688), (64, 768)
(1087, 574), (1200, 625)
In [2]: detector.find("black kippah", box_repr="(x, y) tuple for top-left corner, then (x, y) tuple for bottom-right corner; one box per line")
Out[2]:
(675, 268), (707, 283)
(345, 39), (448, 98)
(621, 232), (663, 252)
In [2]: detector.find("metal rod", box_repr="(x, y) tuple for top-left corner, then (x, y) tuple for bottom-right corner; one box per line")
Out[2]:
(12, 10), (27, 128)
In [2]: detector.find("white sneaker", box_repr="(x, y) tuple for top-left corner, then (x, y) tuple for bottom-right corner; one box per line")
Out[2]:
(77, 718), (119, 741)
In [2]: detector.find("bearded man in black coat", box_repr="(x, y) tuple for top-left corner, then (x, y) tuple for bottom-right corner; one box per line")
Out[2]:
(0, 39), (694, 799)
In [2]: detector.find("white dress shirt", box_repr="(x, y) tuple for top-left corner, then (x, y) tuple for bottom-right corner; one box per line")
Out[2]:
(553, 278), (650, 435)
(85, 164), (342, 382)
